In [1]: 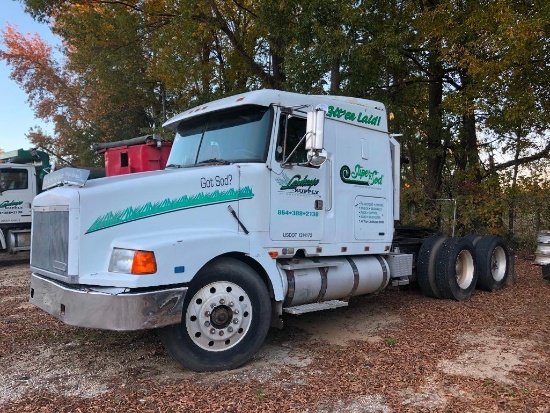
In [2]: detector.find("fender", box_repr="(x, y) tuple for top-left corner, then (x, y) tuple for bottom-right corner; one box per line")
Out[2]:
(245, 240), (286, 301)
(85, 228), (285, 300)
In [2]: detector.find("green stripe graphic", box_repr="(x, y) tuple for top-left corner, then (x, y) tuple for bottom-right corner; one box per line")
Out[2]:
(86, 186), (254, 233)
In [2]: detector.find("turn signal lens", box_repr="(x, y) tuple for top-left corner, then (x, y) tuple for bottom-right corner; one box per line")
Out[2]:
(131, 251), (157, 274)
(109, 248), (157, 275)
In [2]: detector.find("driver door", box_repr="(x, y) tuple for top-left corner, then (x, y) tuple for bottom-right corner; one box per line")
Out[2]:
(0, 166), (33, 225)
(269, 112), (327, 241)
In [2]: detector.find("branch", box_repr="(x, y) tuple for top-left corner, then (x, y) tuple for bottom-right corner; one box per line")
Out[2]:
(192, 5), (276, 87)
(231, 0), (259, 18)
(95, 1), (144, 13)
(483, 142), (550, 177)
(399, 47), (428, 75)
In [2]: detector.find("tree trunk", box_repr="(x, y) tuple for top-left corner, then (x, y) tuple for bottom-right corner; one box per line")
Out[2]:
(425, 45), (445, 199)
(271, 44), (286, 90)
(455, 70), (481, 181)
(330, 57), (341, 94)
(508, 131), (522, 236)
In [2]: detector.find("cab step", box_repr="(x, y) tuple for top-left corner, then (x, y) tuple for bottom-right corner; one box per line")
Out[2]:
(283, 300), (349, 315)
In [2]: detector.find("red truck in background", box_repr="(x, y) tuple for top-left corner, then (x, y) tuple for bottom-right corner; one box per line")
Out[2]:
(95, 134), (172, 177)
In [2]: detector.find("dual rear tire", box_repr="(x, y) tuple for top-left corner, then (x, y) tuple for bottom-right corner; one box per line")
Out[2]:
(435, 237), (477, 301)
(474, 235), (510, 291)
(417, 235), (447, 298)
(417, 235), (510, 301)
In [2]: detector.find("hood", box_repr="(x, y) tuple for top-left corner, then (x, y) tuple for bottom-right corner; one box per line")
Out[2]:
(78, 165), (247, 234)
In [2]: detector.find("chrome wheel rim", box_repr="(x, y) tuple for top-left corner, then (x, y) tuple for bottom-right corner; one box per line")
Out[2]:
(185, 281), (252, 351)
(491, 246), (507, 282)
(455, 250), (475, 289)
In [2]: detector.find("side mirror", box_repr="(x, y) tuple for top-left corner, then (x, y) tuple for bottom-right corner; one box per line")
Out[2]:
(306, 104), (327, 166)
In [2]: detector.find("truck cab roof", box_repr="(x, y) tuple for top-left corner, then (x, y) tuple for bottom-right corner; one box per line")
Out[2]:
(162, 89), (387, 132)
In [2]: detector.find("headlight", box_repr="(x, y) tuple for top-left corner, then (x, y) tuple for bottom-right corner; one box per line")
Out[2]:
(108, 248), (157, 275)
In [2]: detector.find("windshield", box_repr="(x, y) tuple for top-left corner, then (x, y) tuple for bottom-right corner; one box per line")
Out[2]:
(166, 105), (272, 167)
(0, 168), (28, 191)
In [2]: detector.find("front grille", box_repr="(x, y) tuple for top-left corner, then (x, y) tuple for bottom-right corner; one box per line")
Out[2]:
(31, 210), (69, 276)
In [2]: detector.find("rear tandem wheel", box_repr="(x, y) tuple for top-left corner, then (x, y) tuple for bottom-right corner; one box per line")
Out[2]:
(474, 235), (510, 291)
(435, 237), (478, 301)
(417, 235), (447, 298)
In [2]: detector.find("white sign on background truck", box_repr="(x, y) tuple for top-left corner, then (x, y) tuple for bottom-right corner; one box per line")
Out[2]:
(29, 90), (511, 371)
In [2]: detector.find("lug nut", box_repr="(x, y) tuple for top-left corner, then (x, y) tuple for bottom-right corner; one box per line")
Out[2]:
(234, 310), (239, 315)
(229, 302), (234, 307)
(233, 319), (239, 324)
(205, 311), (211, 317)
(219, 299), (225, 305)
(228, 327), (233, 333)
(210, 328), (216, 334)
(219, 331), (224, 336)
(204, 321), (210, 327)
(210, 303), (216, 309)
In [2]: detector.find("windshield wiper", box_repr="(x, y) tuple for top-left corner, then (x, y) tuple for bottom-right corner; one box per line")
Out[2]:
(165, 164), (185, 169)
(196, 158), (231, 165)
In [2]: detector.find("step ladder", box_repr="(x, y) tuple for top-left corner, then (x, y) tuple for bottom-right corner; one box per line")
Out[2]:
(283, 299), (349, 315)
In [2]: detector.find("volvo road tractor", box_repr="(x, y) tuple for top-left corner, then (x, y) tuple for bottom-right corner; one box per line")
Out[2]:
(29, 90), (511, 371)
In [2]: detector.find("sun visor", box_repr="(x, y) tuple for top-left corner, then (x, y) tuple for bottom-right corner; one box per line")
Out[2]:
(42, 167), (90, 191)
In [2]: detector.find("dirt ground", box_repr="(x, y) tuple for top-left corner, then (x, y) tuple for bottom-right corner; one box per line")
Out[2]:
(0, 252), (549, 412)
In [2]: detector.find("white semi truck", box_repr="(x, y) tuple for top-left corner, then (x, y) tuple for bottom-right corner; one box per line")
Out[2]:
(28, 90), (511, 371)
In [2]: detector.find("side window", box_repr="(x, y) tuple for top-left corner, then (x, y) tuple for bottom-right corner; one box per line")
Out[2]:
(0, 169), (28, 191)
(275, 115), (308, 164)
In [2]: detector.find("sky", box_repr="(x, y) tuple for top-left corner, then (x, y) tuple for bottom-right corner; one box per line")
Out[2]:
(0, 0), (60, 152)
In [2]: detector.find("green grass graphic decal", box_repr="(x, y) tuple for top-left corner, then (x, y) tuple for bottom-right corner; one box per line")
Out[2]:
(86, 186), (254, 233)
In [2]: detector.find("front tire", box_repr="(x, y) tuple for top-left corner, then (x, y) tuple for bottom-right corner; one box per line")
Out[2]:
(158, 257), (271, 372)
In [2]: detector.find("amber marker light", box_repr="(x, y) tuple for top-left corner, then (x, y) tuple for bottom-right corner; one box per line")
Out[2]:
(131, 250), (157, 274)
(268, 251), (278, 258)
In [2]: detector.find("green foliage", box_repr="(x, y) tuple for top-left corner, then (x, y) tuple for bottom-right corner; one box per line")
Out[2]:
(255, 389), (264, 402)
(384, 336), (397, 346)
(453, 174), (507, 236)
(1, 0), (549, 244)
(400, 179), (440, 230)
(502, 160), (550, 250)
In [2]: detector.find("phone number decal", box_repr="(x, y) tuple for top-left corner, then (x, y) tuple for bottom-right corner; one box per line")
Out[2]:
(277, 209), (319, 217)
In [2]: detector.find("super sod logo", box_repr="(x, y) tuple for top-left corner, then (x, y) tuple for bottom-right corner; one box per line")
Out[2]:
(340, 164), (383, 186)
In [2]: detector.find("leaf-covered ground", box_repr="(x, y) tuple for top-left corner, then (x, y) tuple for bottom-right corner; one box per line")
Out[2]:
(1, 253), (549, 412)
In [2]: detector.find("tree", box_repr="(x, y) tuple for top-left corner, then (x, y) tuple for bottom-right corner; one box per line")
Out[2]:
(2, 1), (171, 165)
(3, 0), (550, 238)
(0, 23), (87, 163)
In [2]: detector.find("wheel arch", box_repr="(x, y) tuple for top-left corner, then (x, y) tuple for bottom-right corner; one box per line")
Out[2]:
(0, 229), (6, 250)
(221, 252), (276, 299)
(197, 250), (285, 302)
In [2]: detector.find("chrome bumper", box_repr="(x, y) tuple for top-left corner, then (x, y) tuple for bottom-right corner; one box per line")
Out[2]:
(29, 273), (187, 331)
